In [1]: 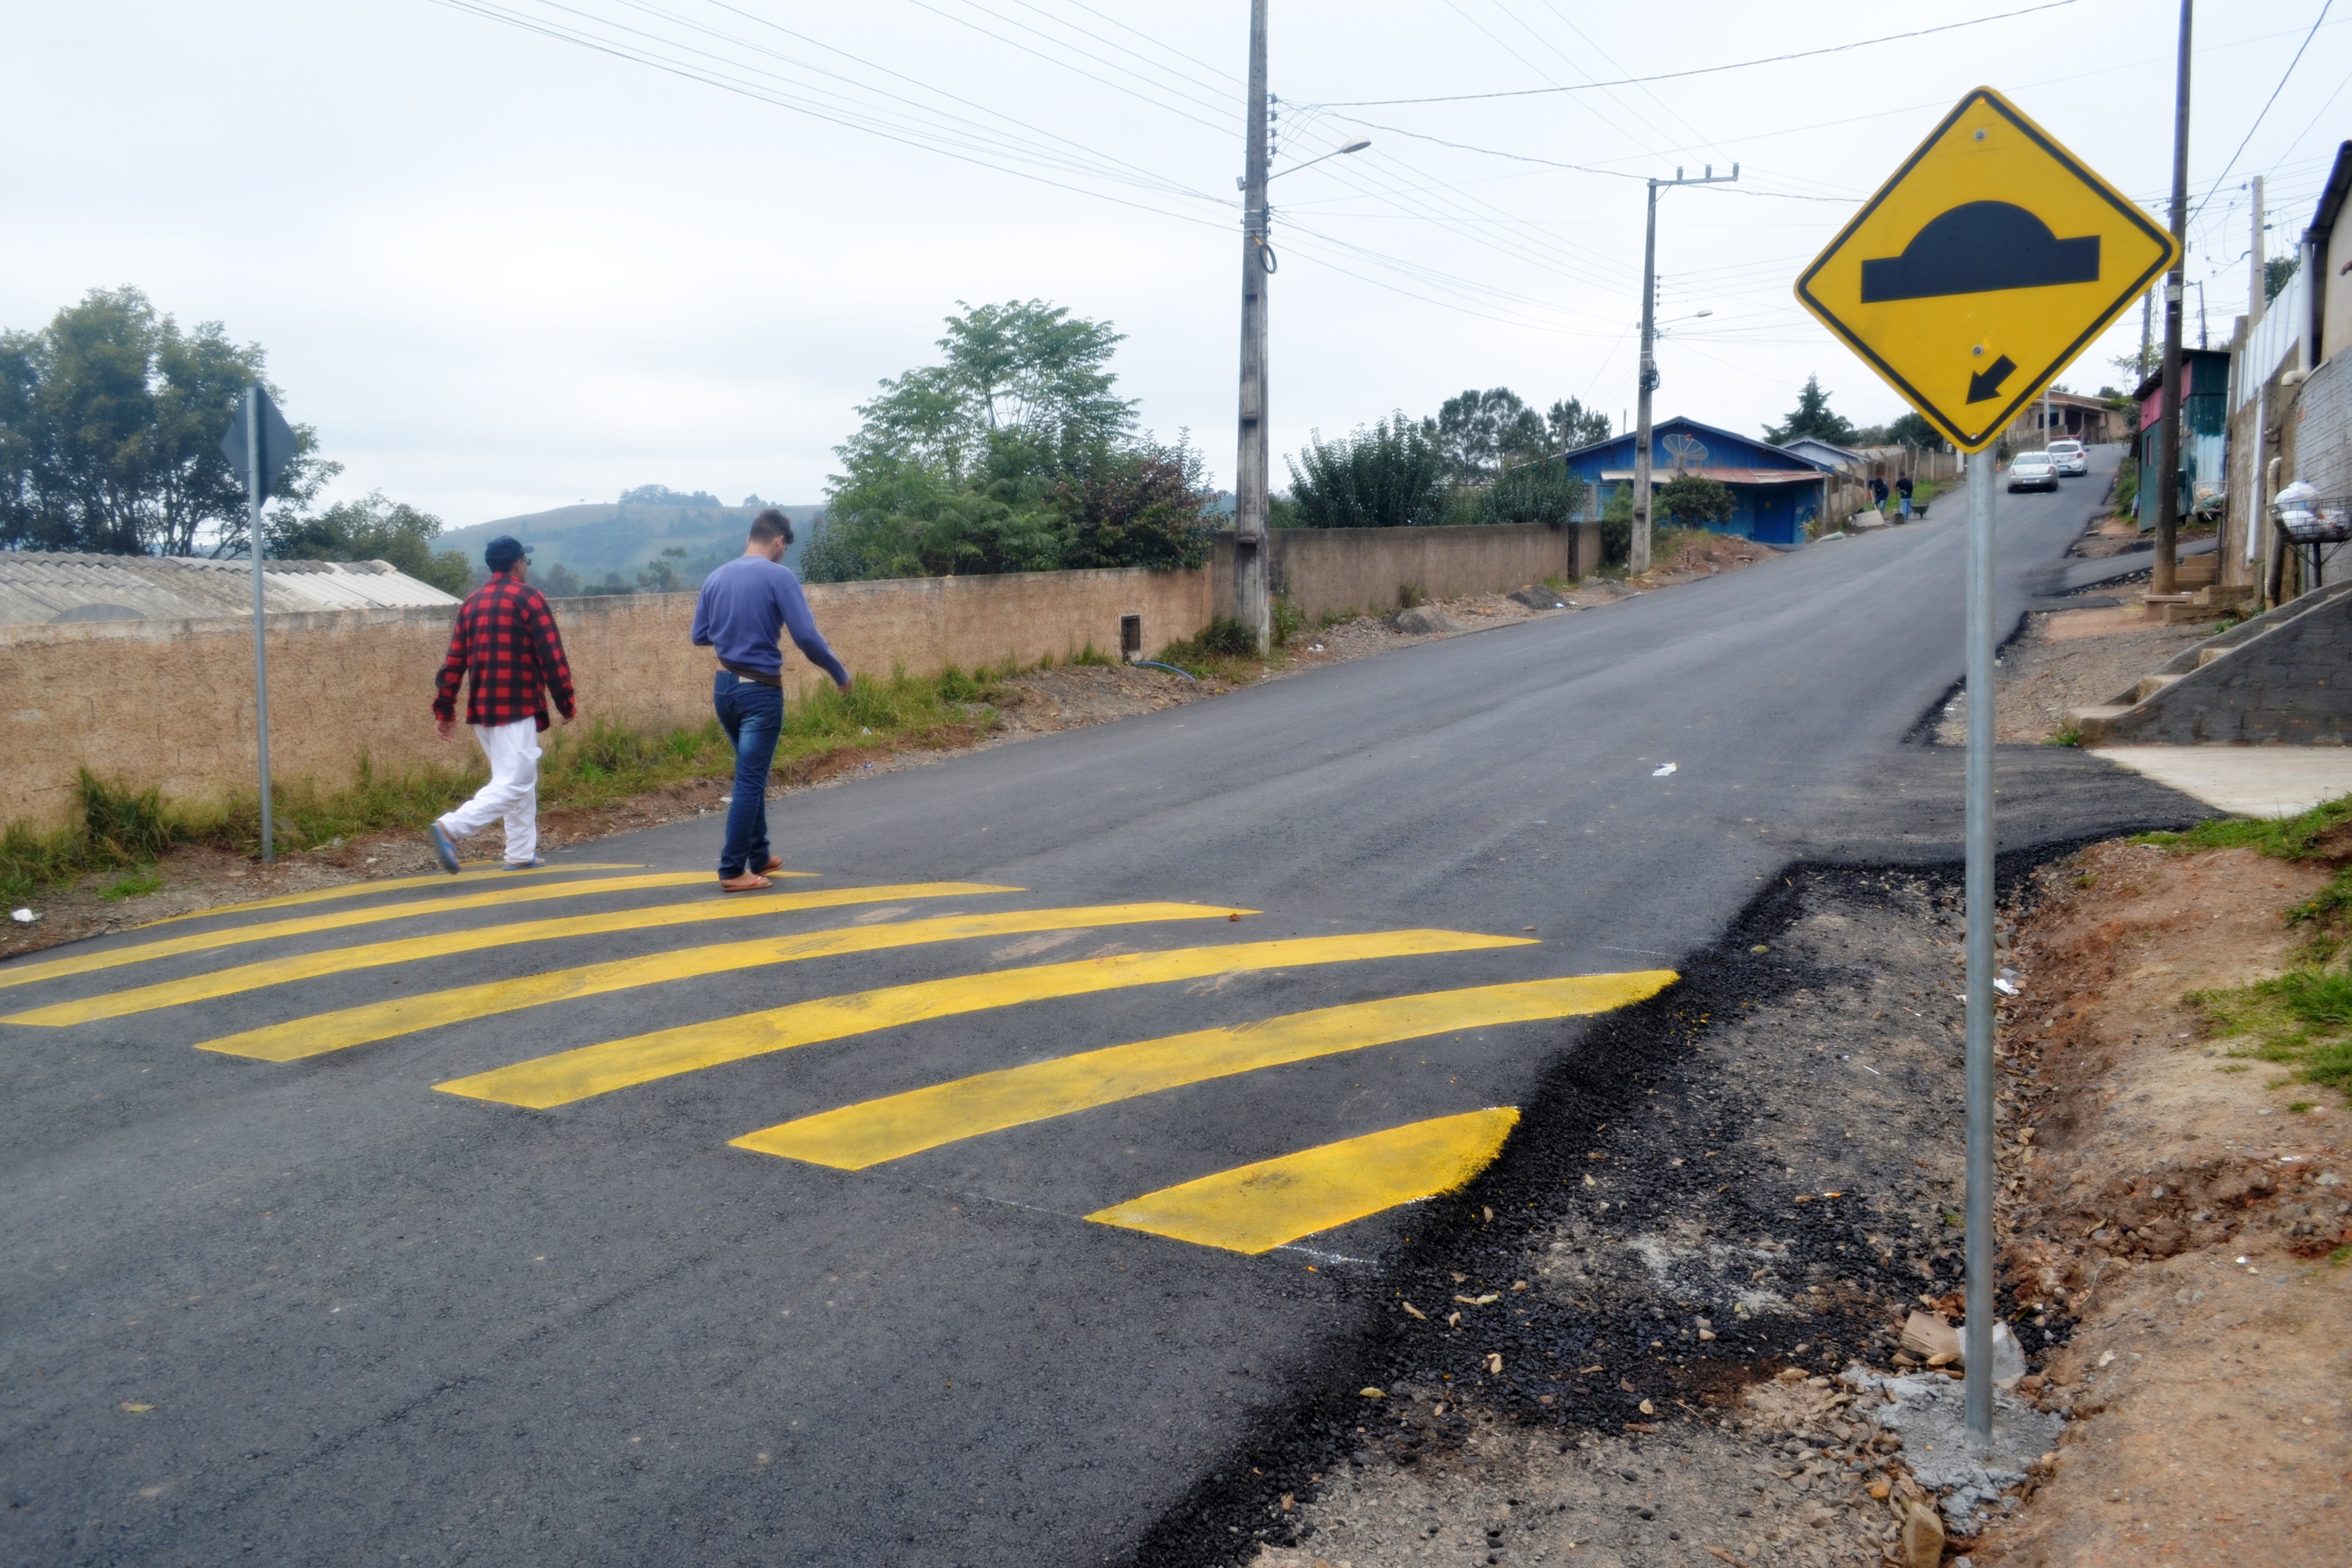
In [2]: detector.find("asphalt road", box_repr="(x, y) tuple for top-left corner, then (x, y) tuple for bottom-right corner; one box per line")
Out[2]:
(2, 444), (2203, 1566)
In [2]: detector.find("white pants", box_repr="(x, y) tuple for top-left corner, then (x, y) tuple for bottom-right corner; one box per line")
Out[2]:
(436, 718), (541, 864)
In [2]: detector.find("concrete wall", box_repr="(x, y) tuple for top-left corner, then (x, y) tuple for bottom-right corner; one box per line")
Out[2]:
(1265, 524), (1572, 622)
(0, 566), (1216, 831)
(2089, 582), (2352, 746)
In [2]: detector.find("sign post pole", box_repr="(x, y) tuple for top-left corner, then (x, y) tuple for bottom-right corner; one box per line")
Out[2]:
(1962, 441), (1997, 1444)
(245, 386), (275, 865)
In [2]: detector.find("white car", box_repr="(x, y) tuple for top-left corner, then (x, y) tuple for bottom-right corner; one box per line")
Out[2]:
(2006, 452), (2058, 492)
(2046, 438), (2088, 476)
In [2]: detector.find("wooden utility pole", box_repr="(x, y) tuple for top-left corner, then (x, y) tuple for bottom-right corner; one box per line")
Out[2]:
(1232, 0), (1271, 650)
(2152, 0), (2192, 596)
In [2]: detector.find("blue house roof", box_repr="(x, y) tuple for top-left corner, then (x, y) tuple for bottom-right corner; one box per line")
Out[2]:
(1557, 415), (1836, 475)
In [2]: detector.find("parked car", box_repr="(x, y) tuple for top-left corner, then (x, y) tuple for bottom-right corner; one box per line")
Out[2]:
(2007, 452), (2058, 492)
(2046, 438), (2088, 476)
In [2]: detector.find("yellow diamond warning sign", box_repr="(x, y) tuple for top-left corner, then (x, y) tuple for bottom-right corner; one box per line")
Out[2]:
(1794, 87), (2177, 453)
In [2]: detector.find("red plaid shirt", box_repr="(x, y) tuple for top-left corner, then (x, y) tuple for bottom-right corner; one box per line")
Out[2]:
(432, 574), (576, 730)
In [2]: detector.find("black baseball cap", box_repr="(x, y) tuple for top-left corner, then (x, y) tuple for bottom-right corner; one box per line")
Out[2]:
(484, 536), (533, 571)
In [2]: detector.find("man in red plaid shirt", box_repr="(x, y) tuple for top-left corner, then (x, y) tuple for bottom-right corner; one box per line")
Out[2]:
(427, 535), (576, 872)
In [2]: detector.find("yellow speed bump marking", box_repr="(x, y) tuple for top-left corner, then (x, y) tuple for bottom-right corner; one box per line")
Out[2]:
(199, 903), (1241, 1062)
(735, 972), (1674, 1169)
(438, 929), (1534, 1110)
(136, 863), (644, 925)
(0, 871), (735, 994)
(1087, 1108), (1522, 1254)
(4, 883), (1013, 1026)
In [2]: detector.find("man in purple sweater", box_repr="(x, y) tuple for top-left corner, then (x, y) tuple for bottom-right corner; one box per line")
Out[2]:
(689, 510), (852, 890)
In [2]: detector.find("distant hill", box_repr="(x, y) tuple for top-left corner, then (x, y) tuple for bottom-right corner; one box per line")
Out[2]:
(439, 502), (819, 594)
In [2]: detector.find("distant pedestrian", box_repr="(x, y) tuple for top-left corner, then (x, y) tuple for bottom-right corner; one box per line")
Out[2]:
(1869, 474), (1889, 512)
(691, 509), (851, 891)
(1896, 473), (1915, 520)
(427, 536), (575, 873)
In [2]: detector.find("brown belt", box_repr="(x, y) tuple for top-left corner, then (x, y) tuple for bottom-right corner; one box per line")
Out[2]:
(720, 660), (781, 688)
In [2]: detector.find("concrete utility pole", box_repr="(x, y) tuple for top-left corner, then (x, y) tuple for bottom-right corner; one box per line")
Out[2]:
(1632, 164), (1736, 575)
(1232, 0), (1272, 650)
(2153, 0), (2192, 596)
(2249, 174), (2267, 330)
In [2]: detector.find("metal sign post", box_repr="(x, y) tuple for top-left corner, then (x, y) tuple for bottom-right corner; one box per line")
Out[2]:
(1962, 446), (1997, 1440)
(1792, 87), (2178, 1450)
(221, 385), (297, 865)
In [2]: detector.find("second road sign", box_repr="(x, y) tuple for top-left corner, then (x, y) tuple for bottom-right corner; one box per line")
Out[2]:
(1794, 87), (2177, 453)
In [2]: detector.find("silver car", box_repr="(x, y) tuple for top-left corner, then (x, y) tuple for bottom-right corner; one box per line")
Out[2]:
(2046, 438), (2088, 476)
(2006, 452), (2058, 492)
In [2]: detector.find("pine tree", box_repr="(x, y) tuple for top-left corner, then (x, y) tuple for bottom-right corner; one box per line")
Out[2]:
(1762, 375), (1858, 446)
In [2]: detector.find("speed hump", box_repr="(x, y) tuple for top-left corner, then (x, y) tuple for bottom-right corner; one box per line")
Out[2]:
(1794, 87), (2177, 452)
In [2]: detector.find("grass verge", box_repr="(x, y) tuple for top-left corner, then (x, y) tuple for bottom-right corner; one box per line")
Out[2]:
(0, 665), (1013, 905)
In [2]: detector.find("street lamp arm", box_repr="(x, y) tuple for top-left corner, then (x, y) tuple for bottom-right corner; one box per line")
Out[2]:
(1266, 138), (1370, 181)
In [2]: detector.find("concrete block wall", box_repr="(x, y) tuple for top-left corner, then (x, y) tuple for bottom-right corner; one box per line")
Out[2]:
(1263, 524), (1573, 623)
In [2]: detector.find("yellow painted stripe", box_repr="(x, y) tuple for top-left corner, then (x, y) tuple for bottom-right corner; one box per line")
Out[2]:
(438, 929), (1535, 1110)
(4, 883), (1015, 1026)
(136, 863), (643, 925)
(1087, 1108), (1521, 1254)
(733, 971), (1674, 1170)
(201, 903), (1242, 1062)
(0, 871), (737, 993)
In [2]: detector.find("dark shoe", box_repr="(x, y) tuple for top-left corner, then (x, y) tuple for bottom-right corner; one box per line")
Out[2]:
(427, 823), (460, 875)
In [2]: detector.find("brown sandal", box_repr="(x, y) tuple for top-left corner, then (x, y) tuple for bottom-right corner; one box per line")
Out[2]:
(718, 872), (773, 892)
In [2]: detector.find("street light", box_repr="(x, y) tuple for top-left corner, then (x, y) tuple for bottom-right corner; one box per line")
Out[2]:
(1260, 137), (1370, 183)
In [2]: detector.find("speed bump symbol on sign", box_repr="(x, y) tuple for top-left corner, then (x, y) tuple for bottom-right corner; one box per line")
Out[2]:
(1794, 87), (2177, 453)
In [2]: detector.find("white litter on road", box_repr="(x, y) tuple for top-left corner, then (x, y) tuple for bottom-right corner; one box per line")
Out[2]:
(10, 908), (37, 924)
(1652, 762), (1677, 777)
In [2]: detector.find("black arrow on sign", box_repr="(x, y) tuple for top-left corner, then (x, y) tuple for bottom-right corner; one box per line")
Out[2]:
(1966, 355), (2019, 404)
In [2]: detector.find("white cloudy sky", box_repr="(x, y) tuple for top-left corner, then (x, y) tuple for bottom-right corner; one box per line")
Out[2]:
(7, 1), (2346, 526)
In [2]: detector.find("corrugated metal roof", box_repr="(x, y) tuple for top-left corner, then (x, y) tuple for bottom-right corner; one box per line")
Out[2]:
(0, 552), (460, 627)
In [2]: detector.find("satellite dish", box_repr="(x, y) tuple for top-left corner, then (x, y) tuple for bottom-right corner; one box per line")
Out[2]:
(1660, 433), (1708, 472)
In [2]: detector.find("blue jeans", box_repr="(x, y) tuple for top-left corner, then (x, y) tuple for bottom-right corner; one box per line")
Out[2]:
(713, 670), (783, 878)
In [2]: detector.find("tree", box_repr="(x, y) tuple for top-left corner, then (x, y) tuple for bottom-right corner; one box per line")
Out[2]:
(268, 491), (472, 596)
(619, 484), (722, 506)
(2266, 254), (2300, 305)
(635, 545), (692, 592)
(1761, 375), (1858, 446)
(0, 287), (334, 556)
(818, 300), (1186, 581)
(1284, 415), (1449, 528)
(1546, 397), (1612, 452)
(1425, 387), (1547, 481)
(1885, 410), (1943, 450)
(1655, 473), (1735, 529)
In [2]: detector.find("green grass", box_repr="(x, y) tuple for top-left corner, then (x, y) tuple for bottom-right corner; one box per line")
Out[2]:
(2045, 726), (2084, 748)
(2134, 792), (2352, 861)
(99, 871), (164, 901)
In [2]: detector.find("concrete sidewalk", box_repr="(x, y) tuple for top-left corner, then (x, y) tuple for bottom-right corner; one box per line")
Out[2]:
(2092, 745), (2352, 818)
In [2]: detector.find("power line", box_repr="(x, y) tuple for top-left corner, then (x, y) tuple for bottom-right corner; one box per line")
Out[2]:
(2190, 0), (2334, 226)
(1308, 1), (2082, 108)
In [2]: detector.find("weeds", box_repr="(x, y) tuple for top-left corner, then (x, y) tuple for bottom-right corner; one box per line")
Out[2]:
(2133, 793), (2352, 861)
(2045, 726), (2084, 748)
(100, 871), (165, 901)
(1396, 583), (1428, 610)
(1270, 596), (1306, 649)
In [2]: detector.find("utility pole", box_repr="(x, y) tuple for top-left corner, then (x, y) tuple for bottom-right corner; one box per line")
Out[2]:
(2249, 174), (2266, 329)
(1632, 164), (1735, 575)
(2153, 0), (2192, 596)
(1232, 0), (1271, 651)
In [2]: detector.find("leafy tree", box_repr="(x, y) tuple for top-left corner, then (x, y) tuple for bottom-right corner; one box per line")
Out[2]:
(1761, 375), (1858, 446)
(1425, 387), (1547, 481)
(1477, 458), (1590, 526)
(819, 300), (1192, 581)
(1284, 414), (1449, 528)
(2266, 253), (2300, 304)
(1655, 473), (1735, 529)
(535, 560), (585, 597)
(619, 484), (721, 506)
(1885, 410), (1943, 450)
(1546, 397), (1612, 452)
(0, 287), (334, 556)
(1054, 439), (1213, 570)
(267, 491), (472, 596)
(635, 545), (692, 592)
(2110, 342), (2160, 384)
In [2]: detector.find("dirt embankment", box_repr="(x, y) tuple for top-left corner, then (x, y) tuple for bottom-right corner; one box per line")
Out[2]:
(1195, 835), (2348, 1568)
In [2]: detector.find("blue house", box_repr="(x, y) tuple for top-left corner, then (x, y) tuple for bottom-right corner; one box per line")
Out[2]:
(1557, 416), (1835, 546)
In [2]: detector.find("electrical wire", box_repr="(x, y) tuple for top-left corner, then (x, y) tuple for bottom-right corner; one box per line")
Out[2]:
(1311, 1), (2082, 108)
(2190, 0), (2334, 227)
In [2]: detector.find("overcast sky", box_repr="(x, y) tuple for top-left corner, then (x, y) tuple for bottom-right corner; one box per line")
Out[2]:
(7, 1), (2346, 527)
